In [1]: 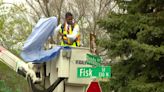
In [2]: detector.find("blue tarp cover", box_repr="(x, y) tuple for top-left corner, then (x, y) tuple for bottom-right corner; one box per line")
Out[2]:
(20, 17), (63, 63)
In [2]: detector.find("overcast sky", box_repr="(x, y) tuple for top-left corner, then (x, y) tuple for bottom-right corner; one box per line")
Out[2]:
(3, 0), (25, 4)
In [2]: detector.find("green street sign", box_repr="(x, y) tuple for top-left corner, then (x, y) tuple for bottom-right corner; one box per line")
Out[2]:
(86, 54), (102, 66)
(77, 66), (111, 78)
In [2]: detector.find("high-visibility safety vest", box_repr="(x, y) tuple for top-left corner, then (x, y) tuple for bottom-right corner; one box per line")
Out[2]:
(59, 23), (80, 47)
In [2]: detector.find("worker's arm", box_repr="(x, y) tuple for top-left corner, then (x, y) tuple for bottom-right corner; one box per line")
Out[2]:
(66, 24), (79, 40)
(54, 24), (62, 35)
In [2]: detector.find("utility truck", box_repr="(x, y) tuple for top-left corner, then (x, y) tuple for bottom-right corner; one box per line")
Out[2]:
(0, 45), (95, 92)
(0, 17), (110, 92)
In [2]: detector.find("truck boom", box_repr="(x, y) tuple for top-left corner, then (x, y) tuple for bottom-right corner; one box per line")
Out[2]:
(0, 46), (41, 83)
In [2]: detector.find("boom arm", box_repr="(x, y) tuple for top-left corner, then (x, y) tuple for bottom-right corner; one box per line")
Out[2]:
(0, 46), (41, 83)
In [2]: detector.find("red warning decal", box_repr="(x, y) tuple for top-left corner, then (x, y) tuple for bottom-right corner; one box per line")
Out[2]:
(0, 46), (6, 52)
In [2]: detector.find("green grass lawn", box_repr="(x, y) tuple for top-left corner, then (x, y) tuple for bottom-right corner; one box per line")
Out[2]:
(0, 61), (30, 92)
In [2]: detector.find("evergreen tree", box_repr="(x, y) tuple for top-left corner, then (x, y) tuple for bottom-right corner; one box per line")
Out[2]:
(98, 0), (164, 92)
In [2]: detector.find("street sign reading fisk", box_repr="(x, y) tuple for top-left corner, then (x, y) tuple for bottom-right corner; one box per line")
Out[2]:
(77, 66), (111, 78)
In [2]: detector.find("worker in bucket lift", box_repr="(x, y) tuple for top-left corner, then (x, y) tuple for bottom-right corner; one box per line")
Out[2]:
(54, 12), (80, 47)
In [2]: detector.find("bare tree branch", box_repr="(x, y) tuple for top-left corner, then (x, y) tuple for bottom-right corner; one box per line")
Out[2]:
(43, 0), (50, 17)
(26, 0), (40, 19)
(37, 0), (46, 17)
(55, 0), (64, 24)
